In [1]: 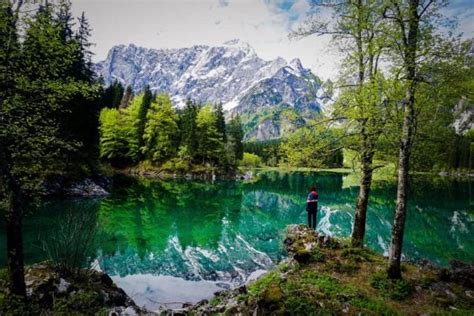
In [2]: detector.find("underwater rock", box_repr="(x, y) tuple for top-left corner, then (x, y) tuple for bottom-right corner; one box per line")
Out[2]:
(43, 175), (112, 197)
(66, 178), (109, 197)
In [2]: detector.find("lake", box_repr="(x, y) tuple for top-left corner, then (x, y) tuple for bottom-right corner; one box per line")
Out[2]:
(0, 171), (472, 311)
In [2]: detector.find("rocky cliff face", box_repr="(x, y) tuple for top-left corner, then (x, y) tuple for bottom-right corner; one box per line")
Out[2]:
(95, 40), (328, 140)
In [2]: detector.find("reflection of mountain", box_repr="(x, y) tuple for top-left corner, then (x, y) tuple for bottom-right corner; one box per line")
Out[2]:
(0, 172), (471, 293)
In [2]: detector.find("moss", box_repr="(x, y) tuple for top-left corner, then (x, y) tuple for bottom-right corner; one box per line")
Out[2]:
(370, 272), (413, 300)
(209, 296), (221, 307)
(350, 297), (401, 315)
(326, 260), (360, 274)
(0, 294), (41, 315)
(261, 283), (283, 305)
(341, 247), (374, 262)
(310, 248), (326, 262)
(53, 290), (103, 314)
(247, 271), (281, 297)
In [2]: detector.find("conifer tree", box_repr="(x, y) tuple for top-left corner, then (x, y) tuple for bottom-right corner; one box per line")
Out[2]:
(179, 99), (200, 160)
(137, 85), (153, 150)
(227, 115), (244, 161)
(1, 1), (97, 297)
(215, 103), (227, 143)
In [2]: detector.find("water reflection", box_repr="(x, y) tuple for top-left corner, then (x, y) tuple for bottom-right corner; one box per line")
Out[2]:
(0, 171), (471, 310)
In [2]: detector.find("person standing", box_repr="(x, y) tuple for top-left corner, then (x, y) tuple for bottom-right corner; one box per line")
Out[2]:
(306, 185), (318, 230)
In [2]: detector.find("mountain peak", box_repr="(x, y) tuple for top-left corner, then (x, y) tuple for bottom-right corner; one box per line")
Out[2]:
(95, 43), (323, 140)
(288, 58), (303, 71)
(222, 39), (255, 55)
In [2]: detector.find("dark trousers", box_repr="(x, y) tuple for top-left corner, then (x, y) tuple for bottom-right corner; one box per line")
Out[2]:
(307, 203), (318, 229)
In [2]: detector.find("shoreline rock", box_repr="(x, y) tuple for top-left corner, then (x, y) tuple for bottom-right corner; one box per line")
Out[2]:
(43, 175), (112, 197)
(163, 224), (474, 315)
(0, 262), (150, 315)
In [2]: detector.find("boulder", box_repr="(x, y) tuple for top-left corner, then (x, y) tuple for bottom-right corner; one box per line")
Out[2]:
(439, 260), (474, 289)
(23, 262), (143, 314)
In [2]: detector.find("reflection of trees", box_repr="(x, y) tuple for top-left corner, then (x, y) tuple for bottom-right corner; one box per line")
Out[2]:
(244, 171), (473, 266)
(97, 178), (244, 256)
(0, 172), (470, 273)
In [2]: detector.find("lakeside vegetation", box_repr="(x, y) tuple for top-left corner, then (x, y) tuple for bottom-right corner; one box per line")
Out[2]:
(0, 0), (472, 314)
(189, 225), (474, 315)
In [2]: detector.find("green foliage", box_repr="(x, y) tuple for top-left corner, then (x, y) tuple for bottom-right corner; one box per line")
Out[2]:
(215, 103), (227, 143)
(281, 125), (344, 168)
(178, 99), (200, 160)
(0, 294), (40, 315)
(247, 271), (281, 297)
(244, 139), (282, 166)
(370, 272), (413, 300)
(239, 152), (263, 168)
(195, 105), (225, 164)
(227, 115), (244, 163)
(350, 297), (401, 315)
(98, 95), (241, 170)
(102, 80), (124, 108)
(340, 247), (374, 262)
(41, 205), (98, 276)
(99, 108), (129, 163)
(142, 94), (179, 163)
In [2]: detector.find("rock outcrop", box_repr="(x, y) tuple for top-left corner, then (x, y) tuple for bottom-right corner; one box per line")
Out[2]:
(21, 262), (144, 314)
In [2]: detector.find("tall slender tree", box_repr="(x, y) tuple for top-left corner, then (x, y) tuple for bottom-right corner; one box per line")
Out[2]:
(384, 0), (451, 279)
(215, 103), (227, 143)
(227, 115), (244, 161)
(293, 0), (388, 247)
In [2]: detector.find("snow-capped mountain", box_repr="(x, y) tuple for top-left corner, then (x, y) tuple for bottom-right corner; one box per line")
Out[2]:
(95, 40), (327, 140)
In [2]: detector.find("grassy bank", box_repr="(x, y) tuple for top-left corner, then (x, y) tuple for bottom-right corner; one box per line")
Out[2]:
(189, 225), (474, 315)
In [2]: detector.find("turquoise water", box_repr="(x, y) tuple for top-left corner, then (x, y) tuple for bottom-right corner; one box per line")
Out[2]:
(0, 171), (472, 310)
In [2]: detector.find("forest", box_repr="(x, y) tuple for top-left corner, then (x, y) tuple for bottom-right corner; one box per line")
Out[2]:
(0, 0), (472, 314)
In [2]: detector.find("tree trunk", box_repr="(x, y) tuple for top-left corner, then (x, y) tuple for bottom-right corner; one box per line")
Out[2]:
(6, 191), (26, 298)
(387, 95), (414, 278)
(387, 0), (419, 279)
(351, 151), (374, 247)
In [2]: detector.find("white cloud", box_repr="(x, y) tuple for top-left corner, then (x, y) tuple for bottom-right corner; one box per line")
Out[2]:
(71, 0), (341, 80)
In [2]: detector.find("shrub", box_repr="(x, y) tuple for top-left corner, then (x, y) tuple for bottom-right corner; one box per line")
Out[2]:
(41, 204), (98, 277)
(238, 152), (263, 168)
(370, 272), (413, 300)
(341, 247), (373, 262)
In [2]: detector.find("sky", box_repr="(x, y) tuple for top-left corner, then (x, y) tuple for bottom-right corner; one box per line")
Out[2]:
(71, 0), (474, 80)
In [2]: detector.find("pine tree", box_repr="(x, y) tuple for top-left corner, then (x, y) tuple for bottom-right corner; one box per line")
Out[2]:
(56, 0), (74, 41)
(0, 1), (97, 297)
(75, 11), (94, 81)
(215, 103), (227, 143)
(103, 80), (124, 108)
(178, 98), (200, 160)
(137, 85), (153, 150)
(227, 115), (244, 161)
